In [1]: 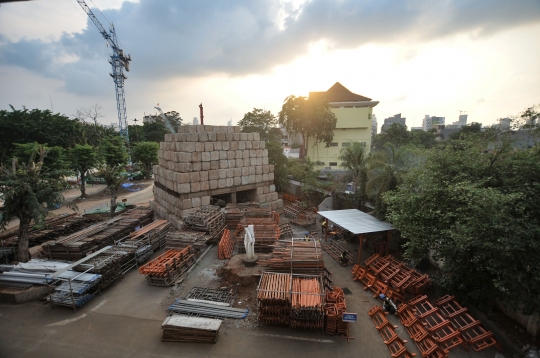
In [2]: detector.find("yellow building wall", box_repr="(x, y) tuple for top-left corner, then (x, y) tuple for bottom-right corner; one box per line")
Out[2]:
(306, 106), (373, 170)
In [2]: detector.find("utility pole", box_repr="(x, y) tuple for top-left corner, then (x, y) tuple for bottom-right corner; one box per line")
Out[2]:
(133, 118), (139, 142)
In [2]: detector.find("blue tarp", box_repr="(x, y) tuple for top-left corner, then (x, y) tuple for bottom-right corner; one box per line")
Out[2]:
(121, 183), (142, 192)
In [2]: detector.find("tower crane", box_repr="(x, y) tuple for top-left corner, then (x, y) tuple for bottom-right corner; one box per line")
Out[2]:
(154, 106), (177, 134)
(76, 0), (131, 144)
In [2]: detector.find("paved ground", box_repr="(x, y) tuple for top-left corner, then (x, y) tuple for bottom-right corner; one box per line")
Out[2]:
(0, 238), (499, 358)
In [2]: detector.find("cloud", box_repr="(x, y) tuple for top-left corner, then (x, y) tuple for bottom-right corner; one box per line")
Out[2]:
(1, 0), (539, 97)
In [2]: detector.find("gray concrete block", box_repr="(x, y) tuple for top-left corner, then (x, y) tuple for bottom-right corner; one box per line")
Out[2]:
(256, 149), (263, 157)
(247, 133), (253, 141)
(181, 199), (192, 210)
(200, 171), (208, 181)
(243, 151), (250, 159)
(207, 132), (217, 142)
(178, 172), (190, 184)
(218, 169), (227, 179)
(255, 166), (262, 175)
(253, 132), (260, 140)
(219, 151), (227, 160)
(233, 167), (241, 177)
(227, 168), (234, 178)
(209, 169), (219, 180)
(210, 179), (218, 189)
(204, 125), (213, 132)
(260, 141), (266, 149)
(202, 161), (210, 170)
(226, 178), (233, 187)
(233, 176), (241, 186)
(263, 157), (269, 165)
(269, 184), (275, 192)
(256, 157), (263, 166)
(222, 141), (230, 150)
(263, 186), (269, 194)
(201, 152), (211, 161)
(195, 142), (205, 152)
(192, 162), (202, 172)
(202, 196), (211, 206)
(190, 172), (200, 183)
(214, 142), (222, 150)
(210, 160), (219, 169)
(204, 142), (214, 151)
(195, 125), (205, 133)
(191, 181), (201, 192)
(210, 151), (219, 160)
(165, 133), (173, 142)
(235, 150), (243, 159)
(269, 164), (274, 172)
(269, 172), (274, 181)
(228, 150), (236, 159)
(241, 167), (249, 176)
(253, 141), (260, 149)
(249, 166), (255, 175)
(263, 173), (268, 181)
(245, 141), (252, 149)
(225, 133), (234, 141)
(178, 183), (190, 194)
(218, 178), (227, 188)
(191, 152), (202, 162)
(217, 133), (226, 141)
(200, 181), (210, 191)
(187, 132), (199, 141)
(230, 141), (239, 150)
(255, 174), (262, 183)
(238, 141), (245, 150)
(227, 159), (236, 169)
(241, 176), (250, 185)
(240, 133), (248, 141)
(236, 158), (243, 167)
(199, 132), (208, 142)
(219, 160), (228, 169)
(233, 133), (240, 141)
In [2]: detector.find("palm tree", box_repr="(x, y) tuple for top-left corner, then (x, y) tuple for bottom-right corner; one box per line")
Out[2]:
(367, 143), (408, 220)
(338, 142), (369, 205)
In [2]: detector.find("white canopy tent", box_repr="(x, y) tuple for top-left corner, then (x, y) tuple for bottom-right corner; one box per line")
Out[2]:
(318, 209), (395, 264)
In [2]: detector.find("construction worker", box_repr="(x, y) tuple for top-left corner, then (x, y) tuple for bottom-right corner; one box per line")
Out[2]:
(340, 250), (349, 264)
(321, 219), (327, 234)
(304, 231), (310, 241)
(379, 294), (397, 314)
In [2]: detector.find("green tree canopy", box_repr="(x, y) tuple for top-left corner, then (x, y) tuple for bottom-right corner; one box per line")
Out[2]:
(449, 122), (483, 140)
(69, 144), (100, 198)
(384, 139), (540, 314)
(12, 143), (68, 172)
(339, 141), (369, 205)
(132, 141), (159, 179)
(266, 141), (288, 191)
(0, 146), (72, 262)
(238, 108), (282, 142)
(0, 106), (84, 163)
(372, 123), (411, 150)
(278, 95), (337, 157)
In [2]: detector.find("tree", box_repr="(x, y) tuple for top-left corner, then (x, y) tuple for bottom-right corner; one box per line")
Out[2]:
(238, 108), (282, 142)
(338, 142), (369, 205)
(266, 141), (288, 191)
(372, 123), (411, 150)
(12, 143), (68, 172)
(367, 143), (409, 219)
(410, 129), (437, 149)
(69, 144), (100, 198)
(0, 146), (71, 262)
(98, 137), (128, 216)
(384, 139), (540, 314)
(0, 106), (83, 164)
(132, 141), (159, 179)
(278, 95), (337, 158)
(449, 122), (482, 140)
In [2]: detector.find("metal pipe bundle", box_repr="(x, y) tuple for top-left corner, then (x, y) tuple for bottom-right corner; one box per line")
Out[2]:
(168, 299), (248, 319)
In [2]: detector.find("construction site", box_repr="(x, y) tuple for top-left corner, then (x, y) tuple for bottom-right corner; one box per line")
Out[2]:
(0, 124), (515, 358)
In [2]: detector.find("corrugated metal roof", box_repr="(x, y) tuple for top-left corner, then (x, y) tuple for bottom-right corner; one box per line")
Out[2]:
(318, 209), (394, 234)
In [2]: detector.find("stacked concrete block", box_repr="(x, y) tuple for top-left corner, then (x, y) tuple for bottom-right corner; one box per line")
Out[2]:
(151, 125), (283, 228)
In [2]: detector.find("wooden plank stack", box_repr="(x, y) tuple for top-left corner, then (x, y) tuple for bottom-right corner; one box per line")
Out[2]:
(322, 240), (353, 266)
(122, 220), (171, 251)
(161, 314), (222, 343)
(284, 201), (309, 219)
(259, 240), (325, 275)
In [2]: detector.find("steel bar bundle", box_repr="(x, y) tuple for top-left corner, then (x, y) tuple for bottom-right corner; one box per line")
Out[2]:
(185, 286), (237, 306)
(278, 223), (293, 240)
(321, 240), (353, 266)
(47, 271), (102, 309)
(123, 220), (171, 252)
(283, 201), (309, 219)
(73, 250), (126, 290)
(433, 295), (501, 352)
(257, 272), (292, 325)
(182, 206), (226, 244)
(324, 287), (348, 335)
(218, 229), (234, 259)
(165, 231), (209, 257)
(168, 299), (248, 319)
(138, 247), (195, 286)
(368, 305), (417, 358)
(259, 240), (325, 275)
(161, 314), (222, 343)
(290, 276), (324, 329)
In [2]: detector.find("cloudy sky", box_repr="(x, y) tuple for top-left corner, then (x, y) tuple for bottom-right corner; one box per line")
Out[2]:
(1, 0), (539, 130)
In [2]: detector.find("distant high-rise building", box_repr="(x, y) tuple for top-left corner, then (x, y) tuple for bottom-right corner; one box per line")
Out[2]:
(371, 114), (378, 137)
(459, 114), (468, 126)
(193, 117), (199, 125)
(500, 117), (511, 131)
(227, 119), (232, 126)
(422, 115), (445, 131)
(381, 113), (406, 132)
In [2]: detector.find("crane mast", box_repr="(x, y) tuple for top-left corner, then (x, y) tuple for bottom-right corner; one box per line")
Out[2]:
(154, 107), (177, 134)
(76, 0), (131, 144)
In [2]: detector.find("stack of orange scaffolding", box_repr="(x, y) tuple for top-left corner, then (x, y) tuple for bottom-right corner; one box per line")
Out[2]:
(324, 287), (348, 335)
(257, 272), (291, 325)
(290, 276), (324, 329)
(138, 247), (194, 286)
(368, 305), (417, 358)
(218, 229), (234, 259)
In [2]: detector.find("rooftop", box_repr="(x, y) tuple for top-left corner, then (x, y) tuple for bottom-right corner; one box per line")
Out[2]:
(309, 82), (372, 103)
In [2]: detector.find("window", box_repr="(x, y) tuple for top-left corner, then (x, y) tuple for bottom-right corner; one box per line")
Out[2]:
(329, 142), (338, 147)
(315, 161), (325, 166)
(329, 162), (337, 167)
(342, 142), (351, 147)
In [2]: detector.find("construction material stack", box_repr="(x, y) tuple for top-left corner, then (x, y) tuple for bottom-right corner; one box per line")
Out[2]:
(324, 287), (348, 335)
(161, 315), (222, 343)
(218, 229), (234, 259)
(257, 272), (292, 326)
(290, 276), (324, 329)
(182, 206), (226, 244)
(259, 240), (325, 275)
(151, 125), (283, 228)
(165, 231), (209, 258)
(138, 247), (195, 286)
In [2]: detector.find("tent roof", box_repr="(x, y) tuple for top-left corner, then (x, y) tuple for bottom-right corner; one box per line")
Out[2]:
(318, 209), (394, 234)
